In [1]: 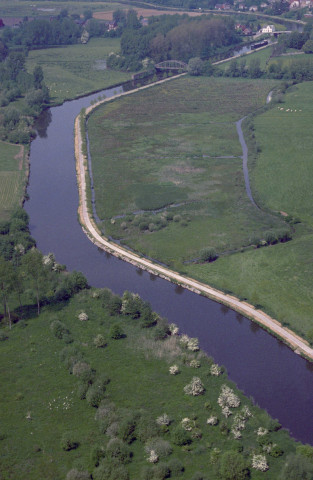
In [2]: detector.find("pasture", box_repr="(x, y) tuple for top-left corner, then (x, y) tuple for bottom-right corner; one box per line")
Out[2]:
(87, 76), (285, 267)
(0, 141), (26, 220)
(26, 38), (131, 104)
(0, 288), (298, 479)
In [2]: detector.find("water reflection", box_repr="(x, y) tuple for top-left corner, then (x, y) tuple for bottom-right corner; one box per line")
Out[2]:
(175, 285), (184, 295)
(35, 109), (52, 138)
(220, 304), (230, 315)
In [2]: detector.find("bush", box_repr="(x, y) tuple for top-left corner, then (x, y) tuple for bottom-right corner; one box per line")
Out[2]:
(137, 415), (159, 442)
(264, 231), (278, 245)
(107, 296), (122, 316)
(86, 385), (106, 408)
(77, 382), (89, 400)
(50, 320), (69, 339)
(152, 462), (170, 480)
(90, 445), (106, 467)
(109, 323), (124, 339)
(168, 458), (184, 476)
(94, 334), (107, 348)
(60, 433), (79, 451)
(199, 247), (218, 263)
(106, 438), (132, 465)
(145, 438), (173, 458)
(171, 426), (192, 446)
(119, 416), (137, 444)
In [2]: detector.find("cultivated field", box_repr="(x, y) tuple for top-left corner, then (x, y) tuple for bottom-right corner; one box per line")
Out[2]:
(94, 7), (206, 21)
(26, 38), (131, 104)
(87, 76), (285, 268)
(0, 141), (26, 220)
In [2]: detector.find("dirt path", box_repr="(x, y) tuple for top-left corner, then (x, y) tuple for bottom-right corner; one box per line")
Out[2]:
(74, 76), (313, 362)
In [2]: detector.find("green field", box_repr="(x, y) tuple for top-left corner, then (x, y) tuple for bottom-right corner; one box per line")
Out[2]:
(185, 81), (313, 339)
(88, 76), (285, 268)
(0, 0), (121, 18)
(0, 288), (301, 479)
(26, 38), (131, 104)
(216, 45), (274, 72)
(0, 141), (26, 220)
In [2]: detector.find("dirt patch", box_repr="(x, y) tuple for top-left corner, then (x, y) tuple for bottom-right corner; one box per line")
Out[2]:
(169, 165), (205, 174)
(94, 8), (204, 21)
(14, 145), (24, 170)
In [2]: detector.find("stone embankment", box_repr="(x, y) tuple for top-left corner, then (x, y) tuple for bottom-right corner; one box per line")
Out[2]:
(74, 76), (313, 361)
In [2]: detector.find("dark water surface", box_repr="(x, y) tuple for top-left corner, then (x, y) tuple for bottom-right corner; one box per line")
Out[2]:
(25, 85), (313, 444)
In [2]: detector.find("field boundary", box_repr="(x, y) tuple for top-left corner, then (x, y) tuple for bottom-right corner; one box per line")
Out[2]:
(74, 76), (313, 362)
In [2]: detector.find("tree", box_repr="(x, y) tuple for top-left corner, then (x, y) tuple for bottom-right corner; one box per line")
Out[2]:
(188, 57), (204, 76)
(0, 256), (16, 328)
(249, 58), (262, 78)
(219, 451), (249, 480)
(303, 39), (313, 54)
(33, 65), (43, 89)
(83, 10), (93, 21)
(21, 249), (46, 315)
(279, 454), (313, 479)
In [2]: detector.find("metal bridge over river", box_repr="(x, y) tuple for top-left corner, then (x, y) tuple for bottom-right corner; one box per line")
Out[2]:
(155, 60), (188, 71)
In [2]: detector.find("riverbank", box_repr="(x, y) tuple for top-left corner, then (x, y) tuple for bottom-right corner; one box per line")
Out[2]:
(74, 76), (313, 362)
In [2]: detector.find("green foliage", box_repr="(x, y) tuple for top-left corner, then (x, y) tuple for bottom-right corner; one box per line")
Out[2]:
(171, 425), (192, 446)
(86, 384), (106, 408)
(60, 432), (79, 451)
(50, 320), (70, 340)
(94, 334), (107, 348)
(218, 450), (249, 480)
(109, 323), (124, 339)
(279, 453), (313, 479)
(199, 248), (218, 263)
(106, 438), (132, 465)
(66, 469), (90, 480)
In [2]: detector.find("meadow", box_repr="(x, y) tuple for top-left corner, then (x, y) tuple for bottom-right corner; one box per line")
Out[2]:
(26, 38), (131, 104)
(0, 287), (302, 480)
(0, 141), (26, 220)
(87, 76), (286, 269)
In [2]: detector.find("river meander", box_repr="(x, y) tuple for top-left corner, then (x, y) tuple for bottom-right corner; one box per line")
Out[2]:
(25, 83), (313, 445)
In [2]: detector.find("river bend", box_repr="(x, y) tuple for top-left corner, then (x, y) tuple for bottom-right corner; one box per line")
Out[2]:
(26, 84), (313, 444)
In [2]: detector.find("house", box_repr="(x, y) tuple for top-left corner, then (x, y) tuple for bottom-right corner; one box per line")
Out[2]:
(289, 0), (300, 7)
(215, 3), (232, 9)
(249, 5), (259, 11)
(140, 18), (149, 27)
(108, 20), (117, 31)
(261, 24), (276, 33)
(260, 2), (268, 7)
(238, 3), (246, 9)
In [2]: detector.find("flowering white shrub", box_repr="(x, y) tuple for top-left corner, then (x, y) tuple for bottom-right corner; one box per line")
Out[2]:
(207, 416), (218, 426)
(169, 323), (179, 335)
(190, 359), (200, 368)
(181, 417), (195, 431)
(231, 428), (242, 439)
(252, 454), (269, 472)
(241, 406), (252, 420)
(210, 363), (222, 376)
(218, 385), (240, 409)
(257, 427), (268, 436)
(147, 449), (158, 463)
(169, 365), (179, 375)
(156, 413), (171, 426)
(180, 334), (190, 346)
(43, 253), (55, 267)
(187, 337), (199, 351)
(91, 290), (100, 298)
(15, 244), (25, 255)
(221, 406), (232, 418)
(78, 312), (88, 322)
(183, 377), (205, 396)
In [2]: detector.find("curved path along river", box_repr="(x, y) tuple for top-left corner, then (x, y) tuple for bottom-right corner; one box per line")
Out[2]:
(26, 80), (313, 444)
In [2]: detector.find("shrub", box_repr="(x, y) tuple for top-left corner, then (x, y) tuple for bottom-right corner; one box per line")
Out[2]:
(77, 382), (89, 400)
(108, 296), (122, 316)
(145, 438), (173, 458)
(78, 311), (88, 321)
(90, 445), (106, 467)
(60, 433), (79, 451)
(93, 463), (129, 480)
(199, 247), (218, 263)
(118, 416), (137, 444)
(86, 385), (106, 407)
(168, 458), (184, 476)
(264, 231), (278, 245)
(106, 438), (132, 465)
(152, 462), (170, 480)
(137, 415), (159, 442)
(72, 362), (93, 382)
(156, 414), (171, 427)
(171, 426), (192, 446)
(94, 334), (107, 348)
(109, 323), (124, 339)
(50, 320), (69, 339)
(66, 469), (90, 480)
(183, 377), (205, 396)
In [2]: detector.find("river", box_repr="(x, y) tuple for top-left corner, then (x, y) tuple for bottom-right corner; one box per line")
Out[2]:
(25, 83), (313, 445)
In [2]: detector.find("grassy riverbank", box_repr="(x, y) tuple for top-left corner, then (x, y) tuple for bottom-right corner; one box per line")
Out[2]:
(0, 287), (303, 480)
(26, 38), (131, 105)
(88, 76), (285, 268)
(0, 141), (27, 220)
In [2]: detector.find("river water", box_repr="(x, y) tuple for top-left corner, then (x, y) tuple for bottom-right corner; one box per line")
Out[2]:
(25, 83), (313, 445)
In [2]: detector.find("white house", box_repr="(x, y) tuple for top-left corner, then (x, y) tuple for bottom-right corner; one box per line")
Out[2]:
(261, 24), (276, 33)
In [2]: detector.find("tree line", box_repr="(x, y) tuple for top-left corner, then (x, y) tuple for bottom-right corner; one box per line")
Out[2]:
(0, 208), (88, 328)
